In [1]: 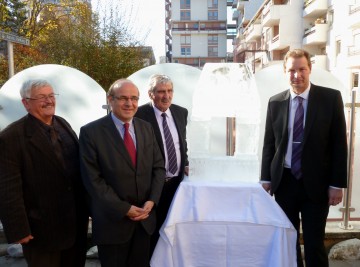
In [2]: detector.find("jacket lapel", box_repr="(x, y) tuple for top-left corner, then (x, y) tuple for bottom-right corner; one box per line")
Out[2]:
(25, 115), (65, 174)
(280, 90), (291, 138)
(102, 114), (135, 170)
(146, 103), (165, 157)
(303, 84), (319, 144)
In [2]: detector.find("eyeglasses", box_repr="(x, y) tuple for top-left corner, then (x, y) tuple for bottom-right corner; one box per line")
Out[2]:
(26, 93), (59, 101)
(112, 95), (139, 103)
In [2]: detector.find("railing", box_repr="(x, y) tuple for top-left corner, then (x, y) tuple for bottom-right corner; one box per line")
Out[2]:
(172, 27), (226, 31)
(272, 35), (279, 43)
(348, 47), (360, 56)
(349, 4), (360, 15)
(304, 0), (315, 9)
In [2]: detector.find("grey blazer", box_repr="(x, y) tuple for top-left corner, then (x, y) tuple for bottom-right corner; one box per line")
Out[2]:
(79, 114), (165, 245)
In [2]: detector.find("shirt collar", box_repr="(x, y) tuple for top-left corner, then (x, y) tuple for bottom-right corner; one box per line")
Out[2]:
(290, 83), (311, 101)
(152, 104), (172, 118)
(110, 112), (133, 128)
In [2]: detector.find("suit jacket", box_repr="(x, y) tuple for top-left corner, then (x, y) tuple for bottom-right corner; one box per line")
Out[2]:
(79, 114), (165, 245)
(0, 114), (87, 250)
(135, 102), (188, 179)
(261, 84), (347, 202)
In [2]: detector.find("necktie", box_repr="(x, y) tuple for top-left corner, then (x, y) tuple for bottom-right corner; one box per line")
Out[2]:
(124, 123), (136, 167)
(291, 96), (304, 179)
(161, 113), (178, 175)
(49, 126), (65, 168)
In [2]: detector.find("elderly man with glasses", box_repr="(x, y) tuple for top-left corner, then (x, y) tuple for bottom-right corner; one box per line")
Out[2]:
(0, 79), (89, 267)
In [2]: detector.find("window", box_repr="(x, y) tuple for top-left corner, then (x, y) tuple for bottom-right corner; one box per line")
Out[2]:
(181, 11), (191, 20)
(353, 73), (359, 88)
(208, 46), (218, 56)
(181, 47), (191, 56)
(181, 0), (190, 9)
(328, 10), (334, 27)
(208, 0), (218, 8)
(181, 35), (191, 44)
(336, 40), (341, 56)
(208, 34), (218, 45)
(208, 11), (218, 20)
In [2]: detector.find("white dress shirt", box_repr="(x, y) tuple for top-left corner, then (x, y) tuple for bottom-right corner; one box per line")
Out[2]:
(153, 106), (181, 177)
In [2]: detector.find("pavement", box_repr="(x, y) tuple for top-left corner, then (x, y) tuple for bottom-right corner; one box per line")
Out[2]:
(0, 221), (359, 266)
(0, 255), (359, 267)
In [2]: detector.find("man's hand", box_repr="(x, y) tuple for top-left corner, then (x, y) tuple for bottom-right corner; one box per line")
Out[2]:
(261, 182), (271, 194)
(126, 201), (154, 221)
(184, 166), (189, 176)
(16, 235), (34, 244)
(328, 187), (343, 206)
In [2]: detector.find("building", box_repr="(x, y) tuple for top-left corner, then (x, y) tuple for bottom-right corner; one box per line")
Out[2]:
(231, 0), (359, 95)
(169, 0), (228, 68)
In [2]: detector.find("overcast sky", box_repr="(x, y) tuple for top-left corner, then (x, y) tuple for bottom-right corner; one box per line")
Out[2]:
(91, 0), (166, 62)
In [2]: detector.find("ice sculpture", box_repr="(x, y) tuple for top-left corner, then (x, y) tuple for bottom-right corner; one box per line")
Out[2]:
(188, 63), (261, 182)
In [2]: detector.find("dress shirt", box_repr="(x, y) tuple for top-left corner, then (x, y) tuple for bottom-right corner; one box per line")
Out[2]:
(153, 106), (181, 177)
(284, 84), (310, 168)
(111, 112), (137, 148)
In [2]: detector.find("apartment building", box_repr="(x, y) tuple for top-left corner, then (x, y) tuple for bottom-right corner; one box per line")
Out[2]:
(170, 0), (228, 68)
(232, 0), (360, 94)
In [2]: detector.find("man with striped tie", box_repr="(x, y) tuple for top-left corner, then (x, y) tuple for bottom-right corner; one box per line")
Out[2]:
(260, 49), (347, 267)
(135, 74), (189, 256)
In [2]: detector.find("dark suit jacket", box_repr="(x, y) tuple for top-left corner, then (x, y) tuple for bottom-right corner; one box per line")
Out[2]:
(79, 114), (165, 245)
(0, 114), (87, 251)
(135, 102), (188, 179)
(261, 84), (347, 202)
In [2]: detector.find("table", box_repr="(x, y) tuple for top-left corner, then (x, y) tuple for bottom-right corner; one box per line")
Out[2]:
(151, 180), (297, 267)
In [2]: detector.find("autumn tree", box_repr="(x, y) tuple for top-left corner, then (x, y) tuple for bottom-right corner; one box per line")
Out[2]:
(1, 0), (148, 90)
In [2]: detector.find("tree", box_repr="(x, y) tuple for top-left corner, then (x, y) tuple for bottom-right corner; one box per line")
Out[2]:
(0, 0), (149, 89)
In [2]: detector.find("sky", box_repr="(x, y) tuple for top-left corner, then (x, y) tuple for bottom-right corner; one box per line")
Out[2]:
(91, 0), (166, 62)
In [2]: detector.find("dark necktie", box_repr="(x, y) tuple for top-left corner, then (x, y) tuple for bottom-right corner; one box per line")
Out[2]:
(124, 123), (136, 167)
(161, 113), (178, 175)
(291, 96), (304, 179)
(49, 126), (65, 168)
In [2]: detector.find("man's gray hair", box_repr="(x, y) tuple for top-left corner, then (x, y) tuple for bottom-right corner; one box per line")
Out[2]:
(20, 79), (53, 99)
(148, 74), (173, 94)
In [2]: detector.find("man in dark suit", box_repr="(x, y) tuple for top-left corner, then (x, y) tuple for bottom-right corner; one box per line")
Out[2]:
(135, 74), (189, 255)
(0, 79), (89, 267)
(79, 79), (165, 267)
(261, 49), (347, 267)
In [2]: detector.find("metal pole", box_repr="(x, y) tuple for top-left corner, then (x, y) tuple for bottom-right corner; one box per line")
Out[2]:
(7, 41), (14, 78)
(226, 117), (236, 156)
(340, 88), (356, 230)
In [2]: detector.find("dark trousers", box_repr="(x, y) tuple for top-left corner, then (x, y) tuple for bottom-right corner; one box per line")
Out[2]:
(275, 168), (329, 267)
(150, 176), (181, 256)
(97, 223), (150, 267)
(22, 242), (86, 267)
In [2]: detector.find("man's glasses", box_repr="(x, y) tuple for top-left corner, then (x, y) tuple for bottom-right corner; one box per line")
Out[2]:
(112, 95), (139, 103)
(26, 94), (59, 101)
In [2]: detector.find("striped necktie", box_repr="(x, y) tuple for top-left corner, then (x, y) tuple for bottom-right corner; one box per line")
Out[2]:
(161, 113), (178, 175)
(291, 96), (304, 179)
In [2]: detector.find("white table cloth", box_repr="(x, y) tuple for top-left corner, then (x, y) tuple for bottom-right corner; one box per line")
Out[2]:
(151, 180), (297, 267)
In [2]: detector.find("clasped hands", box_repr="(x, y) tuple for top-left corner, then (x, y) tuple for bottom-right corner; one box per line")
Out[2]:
(127, 201), (154, 221)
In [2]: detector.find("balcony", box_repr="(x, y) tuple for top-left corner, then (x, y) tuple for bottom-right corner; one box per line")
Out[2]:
(244, 24), (262, 42)
(262, 3), (280, 27)
(348, 4), (360, 28)
(303, 22), (328, 46)
(347, 47), (360, 68)
(269, 34), (288, 51)
(303, 0), (328, 18)
(310, 54), (327, 69)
